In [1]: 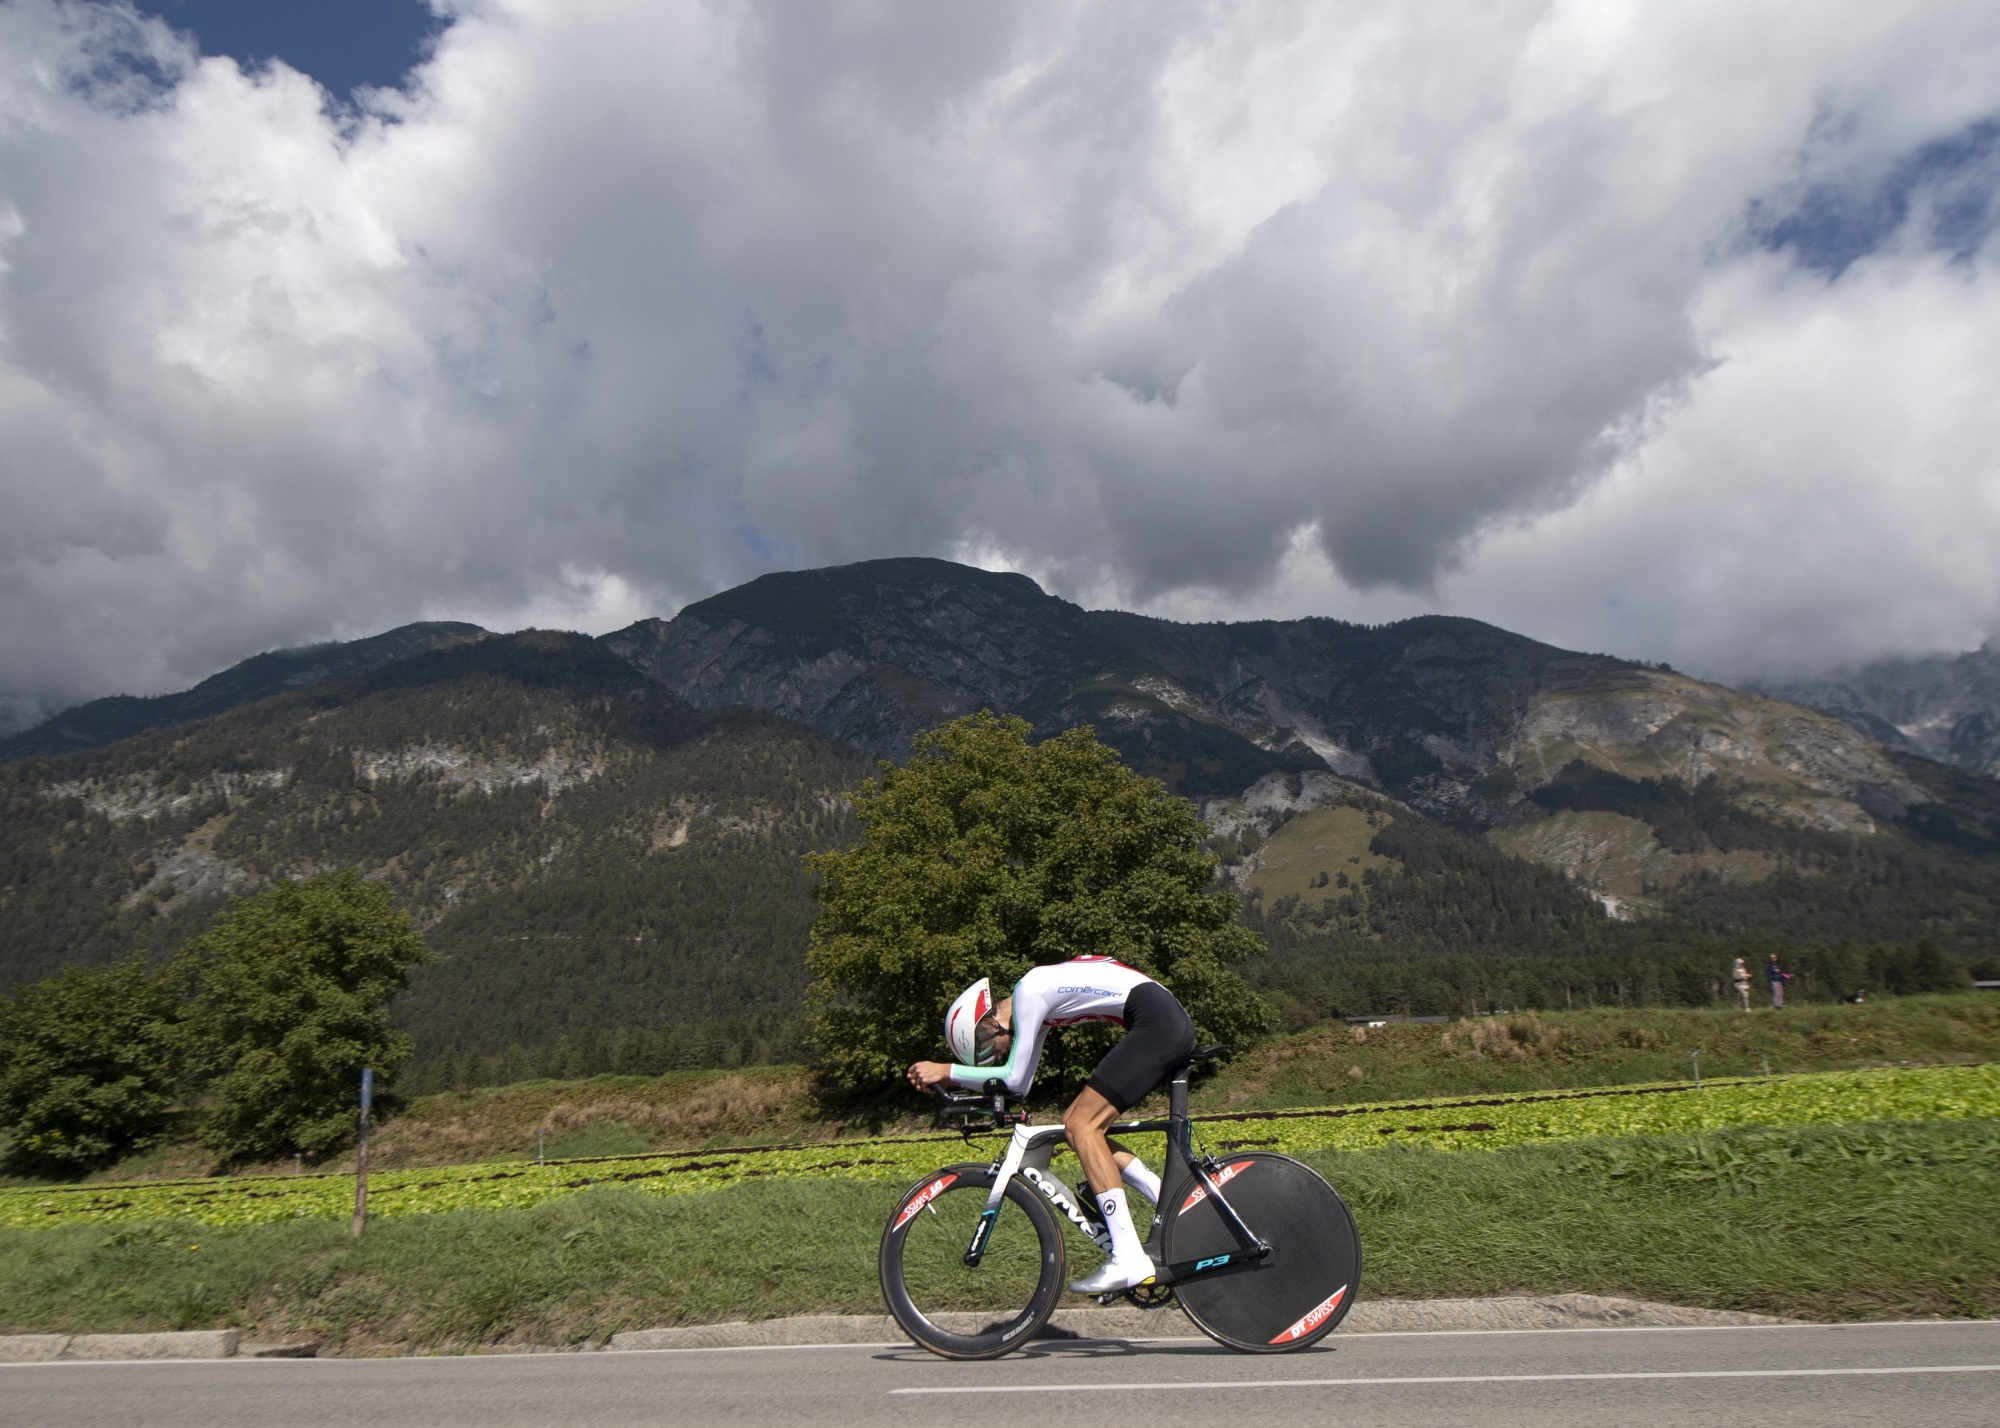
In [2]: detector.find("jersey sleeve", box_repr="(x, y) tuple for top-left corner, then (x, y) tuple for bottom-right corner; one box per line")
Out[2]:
(946, 973), (1047, 1096)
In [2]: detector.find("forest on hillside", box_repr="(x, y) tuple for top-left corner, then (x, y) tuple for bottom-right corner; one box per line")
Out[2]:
(0, 634), (870, 1085)
(1237, 774), (1998, 1028)
(405, 774), (1997, 1092)
(5, 633), (1998, 1095)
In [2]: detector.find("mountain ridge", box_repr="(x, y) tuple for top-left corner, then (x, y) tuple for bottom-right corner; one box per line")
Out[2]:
(0, 622), (490, 762)
(1756, 643), (2000, 778)
(601, 559), (1945, 846)
(10, 560), (1992, 858)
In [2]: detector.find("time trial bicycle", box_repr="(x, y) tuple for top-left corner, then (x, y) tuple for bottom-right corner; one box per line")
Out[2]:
(879, 1046), (1362, 1360)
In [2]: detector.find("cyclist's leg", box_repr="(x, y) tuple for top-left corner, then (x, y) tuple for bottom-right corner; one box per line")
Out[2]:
(1077, 983), (1195, 1155)
(1063, 1086), (1152, 1291)
(1107, 1139), (1160, 1203)
(1063, 984), (1194, 1292)
(1061, 1087), (1123, 1196)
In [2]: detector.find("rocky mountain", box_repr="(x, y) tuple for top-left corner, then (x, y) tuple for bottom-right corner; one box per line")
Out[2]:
(0, 622), (488, 762)
(605, 558), (1971, 847)
(1, 631), (868, 1062)
(3, 558), (1994, 1075)
(1756, 644), (2000, 779)
(7, 559), (1965, 844)
(604, 561), (1321, 797)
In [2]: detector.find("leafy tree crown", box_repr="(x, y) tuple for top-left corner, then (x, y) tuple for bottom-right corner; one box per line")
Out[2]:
(0, 954), (183, 1175)
(176, 870), (434, 1162)
(805, 711), (1269, 1093)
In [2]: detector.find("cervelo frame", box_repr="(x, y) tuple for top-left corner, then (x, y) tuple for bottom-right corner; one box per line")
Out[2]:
(942, 1054), (1270, 1290)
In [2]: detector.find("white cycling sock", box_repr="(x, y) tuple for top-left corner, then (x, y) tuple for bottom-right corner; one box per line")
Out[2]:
(1119, 1158), (1161, 1206)
(1097, 1187), (1150, 1268)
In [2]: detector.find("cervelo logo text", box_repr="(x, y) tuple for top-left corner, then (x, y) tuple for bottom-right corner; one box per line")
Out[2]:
(1055, 987), (1115, 997)
(1021, 1167), (1113, 1250)
(1268, 1284), (1348, 1345)
(893, 1173), (959, 1231)
(1179, 1160), (1256, 1213)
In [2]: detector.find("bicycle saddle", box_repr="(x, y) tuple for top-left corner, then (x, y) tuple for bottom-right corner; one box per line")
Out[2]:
(1173, 1045), (1227, 1072)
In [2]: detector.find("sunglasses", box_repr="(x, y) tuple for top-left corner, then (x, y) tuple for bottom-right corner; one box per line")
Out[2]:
(973, 1012), (1010, 1066)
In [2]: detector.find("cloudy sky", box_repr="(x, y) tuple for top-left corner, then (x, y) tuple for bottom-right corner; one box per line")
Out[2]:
(3, 0), (1998, 732)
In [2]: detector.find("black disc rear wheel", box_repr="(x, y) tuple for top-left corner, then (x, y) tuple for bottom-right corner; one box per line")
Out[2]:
(1161, 1152), (1361, 1352)
(879, 1164), (1066, 1360)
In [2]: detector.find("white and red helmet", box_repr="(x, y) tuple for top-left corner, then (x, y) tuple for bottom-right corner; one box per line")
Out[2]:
(945, 978), (995, 1065)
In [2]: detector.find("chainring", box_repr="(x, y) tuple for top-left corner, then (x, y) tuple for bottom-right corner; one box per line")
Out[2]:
(1122, 1281), (1178, 1310)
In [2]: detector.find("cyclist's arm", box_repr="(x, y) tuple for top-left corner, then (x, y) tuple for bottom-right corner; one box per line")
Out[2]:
(946, 976), (1045, 1096)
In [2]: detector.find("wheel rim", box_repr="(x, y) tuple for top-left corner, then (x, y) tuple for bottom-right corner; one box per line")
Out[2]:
(893, 1178), (1054, 1337)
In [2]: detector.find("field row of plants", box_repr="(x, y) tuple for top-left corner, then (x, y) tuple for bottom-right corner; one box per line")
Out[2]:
(1209, 1060), (2000, 1153)
(3, 1063), (1992, 1232)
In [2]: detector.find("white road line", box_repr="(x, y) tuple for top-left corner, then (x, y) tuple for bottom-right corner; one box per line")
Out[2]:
(621, 1320), (2000, 1356)
(892, 1363), (2000, 1393)
(1331, 1319), (1997, 1340)
(0, 1343), (916, 1370)
(610, 1341), (911, 1355)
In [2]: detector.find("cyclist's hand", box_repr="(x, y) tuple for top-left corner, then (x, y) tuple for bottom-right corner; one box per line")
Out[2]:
(907, 1060), (953, 1091)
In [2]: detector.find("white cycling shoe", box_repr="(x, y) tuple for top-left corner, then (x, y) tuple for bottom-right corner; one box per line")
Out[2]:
(1067, 1254), (1157, 1296)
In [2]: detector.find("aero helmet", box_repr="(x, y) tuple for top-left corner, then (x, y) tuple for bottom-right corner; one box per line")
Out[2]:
(945, 978), (995, 1065)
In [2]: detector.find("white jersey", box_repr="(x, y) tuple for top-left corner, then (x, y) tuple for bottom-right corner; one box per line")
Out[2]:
(947, 957), (1156, 1097)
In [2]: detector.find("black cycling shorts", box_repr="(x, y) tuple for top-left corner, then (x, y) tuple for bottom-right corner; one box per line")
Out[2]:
(1085, 981), (1197, 1111)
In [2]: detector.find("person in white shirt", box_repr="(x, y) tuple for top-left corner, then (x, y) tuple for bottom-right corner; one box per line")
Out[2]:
(905, 956), (1196, 1294)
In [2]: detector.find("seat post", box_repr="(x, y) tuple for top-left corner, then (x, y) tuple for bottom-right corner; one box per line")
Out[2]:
(1169, 1068), (1192, 1160)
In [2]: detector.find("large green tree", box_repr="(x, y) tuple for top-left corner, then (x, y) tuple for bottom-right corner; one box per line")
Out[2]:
(0, 954), (184, 1175)
(806, 711), (1269, 1094)
(176, 871), (433, 1162)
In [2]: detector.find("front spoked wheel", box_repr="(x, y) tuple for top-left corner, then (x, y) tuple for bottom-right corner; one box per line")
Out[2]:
(1162, 1152), (1361, 1352)
(880, 1164), (1066, 1360)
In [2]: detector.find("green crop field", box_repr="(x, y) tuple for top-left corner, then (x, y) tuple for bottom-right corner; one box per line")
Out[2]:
(2, 1117), (1993, 1349)
(4, 1063), (1992, 1232)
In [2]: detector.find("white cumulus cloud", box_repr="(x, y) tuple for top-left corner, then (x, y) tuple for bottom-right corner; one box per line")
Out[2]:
(2, 0), (1999, 729)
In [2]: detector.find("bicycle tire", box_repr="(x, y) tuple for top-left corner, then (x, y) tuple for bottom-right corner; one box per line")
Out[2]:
(879, 1163), (1066, 1360)
(1161, 1152), (1361, 1352)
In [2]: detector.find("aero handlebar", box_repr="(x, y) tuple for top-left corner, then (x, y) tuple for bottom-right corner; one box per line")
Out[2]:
(933, 1079), (1026, 1132)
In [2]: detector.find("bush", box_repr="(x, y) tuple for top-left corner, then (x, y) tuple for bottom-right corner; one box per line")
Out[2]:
(177, 872), (434, 1163)
(0, 955), (183, 1175)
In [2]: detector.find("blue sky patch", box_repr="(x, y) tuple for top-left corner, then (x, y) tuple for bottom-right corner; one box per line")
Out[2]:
(1755, 117), (2000, 279)
(129, 0), (441, 96)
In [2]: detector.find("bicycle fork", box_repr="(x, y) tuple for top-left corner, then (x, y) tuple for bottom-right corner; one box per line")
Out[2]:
(965, 1122), (1098, 1266)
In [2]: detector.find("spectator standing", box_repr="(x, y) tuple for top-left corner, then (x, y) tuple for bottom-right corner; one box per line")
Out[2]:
(1767, 953), (1792, 1008)
(1731, 957), (1752, 1012)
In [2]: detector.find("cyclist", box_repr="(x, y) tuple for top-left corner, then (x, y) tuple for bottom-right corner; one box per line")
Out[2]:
(905, 956), (1195, 1294)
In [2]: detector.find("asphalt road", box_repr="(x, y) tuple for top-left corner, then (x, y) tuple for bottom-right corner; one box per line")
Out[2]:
(5, 1321), (1995, 1428)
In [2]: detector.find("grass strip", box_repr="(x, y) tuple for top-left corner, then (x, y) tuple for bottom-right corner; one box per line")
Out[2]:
(0, 1119), (1990, 1349)
(2, 1063), (1993, 1231)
